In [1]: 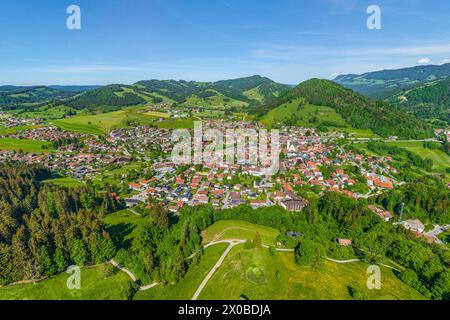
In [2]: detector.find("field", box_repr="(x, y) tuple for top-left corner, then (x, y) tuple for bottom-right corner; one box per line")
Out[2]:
(134, 243), (229, 300)
(0, 125), (42, 135)
(386, 141), (450, 171)
(145, 111), (171, 118)
(202, 220), (280, 246)
(52, 109), (159, 135)
(198, 245), (426, 300)
(42, 177), (85, 188)
(53, 108), (196, 134)
(0, 265), (134, 300)
(105, 209), (150, 249)
(0, 138), (52, 153)
(155, 118), (195, 129)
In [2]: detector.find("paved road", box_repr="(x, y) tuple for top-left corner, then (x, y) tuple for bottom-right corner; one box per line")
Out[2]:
(110, 259), (137, 282)
(109, 259), (159, 291)
(192, 240), (245, 300)
(128, 209), (141, 216)
(326, 257), (361, 264)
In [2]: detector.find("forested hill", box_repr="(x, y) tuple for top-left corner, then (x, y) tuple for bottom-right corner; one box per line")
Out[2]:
(0, 163), (119, 285)
(334, 63), (450, 99)
(65, 84), (147, 112)
(0, 86), (77, 108)
(60, 76), (290, 112)
(388, 78), (450, 126)
(255, 79), (433, 139)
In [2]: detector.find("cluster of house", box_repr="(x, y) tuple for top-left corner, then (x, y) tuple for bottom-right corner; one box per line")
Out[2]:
(0, 116), (42, 128)
(1, 126), (87, 142)
(0, 149), (131, 178)
(118, 124), (404, 214)
(109, 126), (174, 157)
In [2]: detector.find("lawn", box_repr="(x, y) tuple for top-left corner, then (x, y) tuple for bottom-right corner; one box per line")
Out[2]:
(0, 138), (52, 153)
(198, 245), (426, 300)
(386, 141), (450, 171)
(202, 220), (280, 246)
(133, 243), (229, 300)
(42, 177), (85, 188)
(105, 210), (150, 250)
(0, 265), (134, 300)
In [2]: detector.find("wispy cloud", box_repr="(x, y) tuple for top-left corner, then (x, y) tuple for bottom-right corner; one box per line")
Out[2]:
(14, 65), (141, 74)
(418, 58), (431, 64)
(250, 42), (450, 61)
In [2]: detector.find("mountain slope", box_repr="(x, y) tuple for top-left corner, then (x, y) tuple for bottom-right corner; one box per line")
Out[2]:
(334, 63), (450, 99)
(68, 76), (289, 111)
(256, 79), (433, 139)
(66, 84), (147, 112)
(388, 78), (450, 125)
(0, 86), (78, 108)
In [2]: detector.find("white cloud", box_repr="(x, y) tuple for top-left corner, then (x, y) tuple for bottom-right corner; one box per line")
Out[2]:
(417, 58), (431, 64)
(443, 59), (450, 64)
(330, 73), (340, 79)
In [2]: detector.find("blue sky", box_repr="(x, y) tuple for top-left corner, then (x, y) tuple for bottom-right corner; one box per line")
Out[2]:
(1, 0), (450, 85)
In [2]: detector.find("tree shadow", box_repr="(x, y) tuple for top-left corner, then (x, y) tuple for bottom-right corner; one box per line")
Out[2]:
(107, 223), (136, 249)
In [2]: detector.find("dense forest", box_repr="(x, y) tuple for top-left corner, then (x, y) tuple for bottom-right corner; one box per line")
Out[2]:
(66, 85), (146, 111)
(377, 178), (450, 224)
(0, 86), (76, 108)
(255, 79), (433, 139)
(0, 163), (120, 285)
(390, 78), (450, 125)
(115, 201), (214, 284)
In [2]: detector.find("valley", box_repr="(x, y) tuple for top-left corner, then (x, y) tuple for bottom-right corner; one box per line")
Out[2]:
(0, 71), (448, 302)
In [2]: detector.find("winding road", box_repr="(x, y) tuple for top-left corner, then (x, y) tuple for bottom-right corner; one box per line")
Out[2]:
(109, 259), (159, 291)
(192, 239), (245, 300)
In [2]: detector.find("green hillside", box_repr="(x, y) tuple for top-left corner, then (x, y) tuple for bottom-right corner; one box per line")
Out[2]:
(0, 86), (77, 108)
(389, 78), (450, 125)
(256, 79), (433, 139)
(334, 63), (450, 99)
(66, 85), (147, 112)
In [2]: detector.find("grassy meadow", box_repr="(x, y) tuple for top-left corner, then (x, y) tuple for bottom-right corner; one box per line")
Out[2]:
(0, 138), (52, 153)
(0, 265), (134, 300)
(42, 177), (85, 188)
(105, 209), (150, 250)
(202, 220), (280, 246)
(198, 245), (426, 300)
(386, 141), (450, 172)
